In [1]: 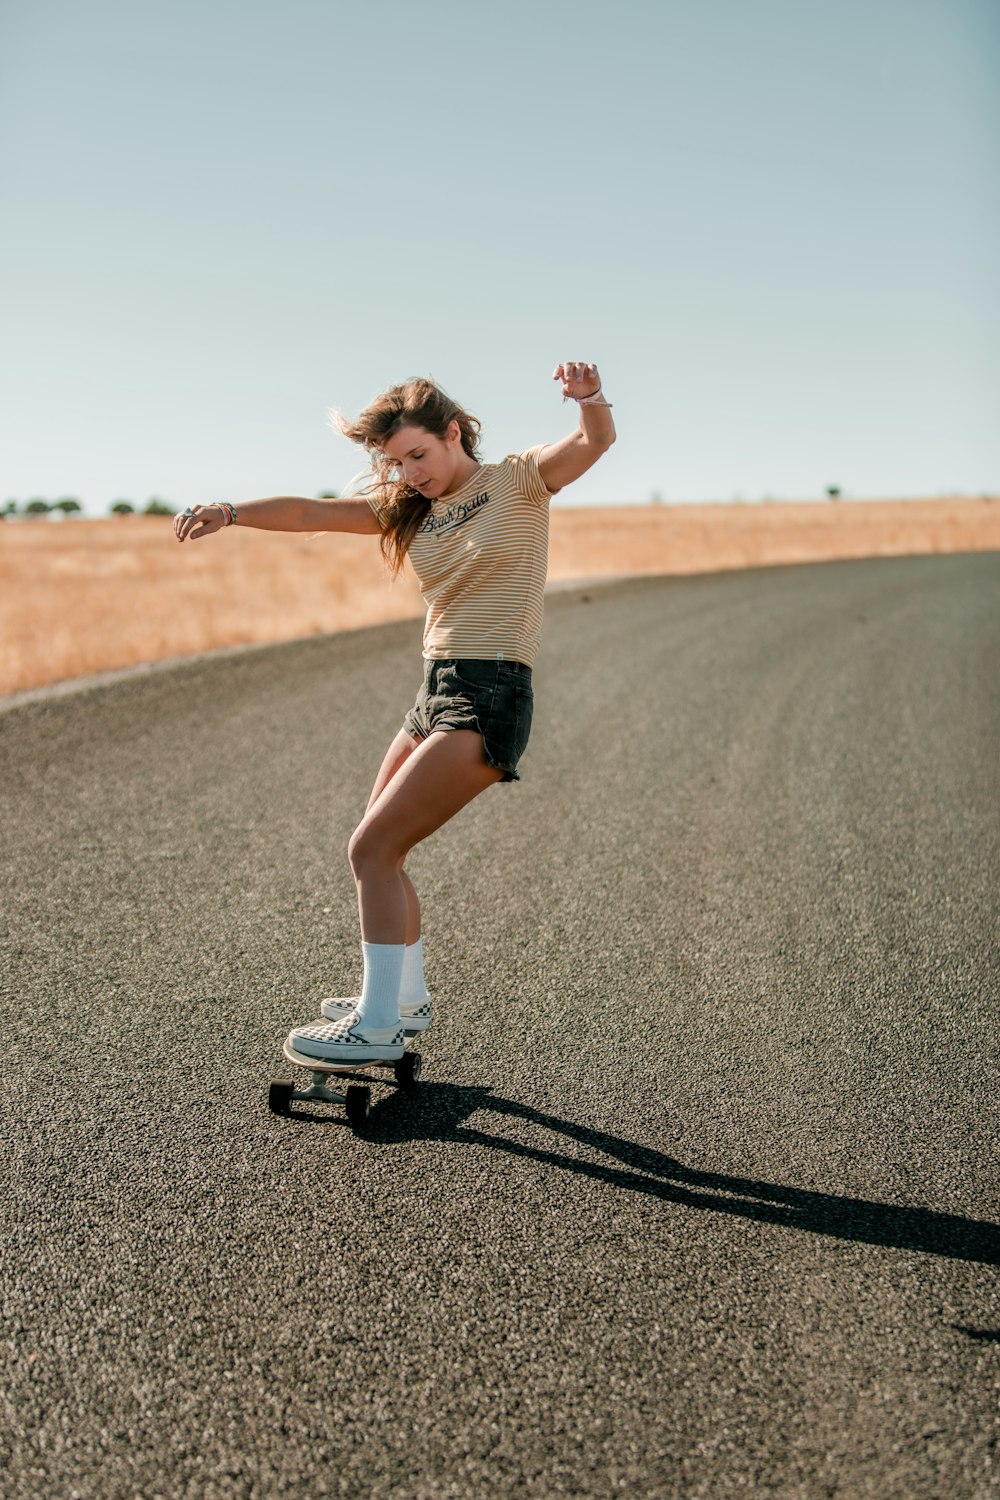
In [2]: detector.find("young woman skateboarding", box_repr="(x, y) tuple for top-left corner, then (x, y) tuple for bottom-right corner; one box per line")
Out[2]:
(173, 361), (615, 1062)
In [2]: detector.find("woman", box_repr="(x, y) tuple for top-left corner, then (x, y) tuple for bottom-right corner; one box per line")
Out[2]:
(174, 361), (615, 1061)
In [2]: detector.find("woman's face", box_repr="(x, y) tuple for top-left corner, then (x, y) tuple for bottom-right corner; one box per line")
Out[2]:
(382, 421), (468, 500)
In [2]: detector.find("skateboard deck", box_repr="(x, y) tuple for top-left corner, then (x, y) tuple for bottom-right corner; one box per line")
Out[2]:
(269, 1028), (423, 1125)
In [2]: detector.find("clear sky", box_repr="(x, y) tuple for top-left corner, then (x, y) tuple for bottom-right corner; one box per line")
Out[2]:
(1, 0), (997, 512)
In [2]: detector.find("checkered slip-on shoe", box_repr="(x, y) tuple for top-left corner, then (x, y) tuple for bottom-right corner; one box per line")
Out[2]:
(287, 1016), (405, 1063)
(319, 994), (433, 1031)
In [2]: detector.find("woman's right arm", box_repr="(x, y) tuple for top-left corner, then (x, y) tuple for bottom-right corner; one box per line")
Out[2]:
(173, 496), (380, 543)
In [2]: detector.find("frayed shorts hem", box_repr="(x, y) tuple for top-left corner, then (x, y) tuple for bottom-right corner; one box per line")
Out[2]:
(405, 719), (521, 782)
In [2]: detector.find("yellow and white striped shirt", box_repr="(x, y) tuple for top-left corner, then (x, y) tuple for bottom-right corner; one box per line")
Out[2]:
(373, 447), (554, 669)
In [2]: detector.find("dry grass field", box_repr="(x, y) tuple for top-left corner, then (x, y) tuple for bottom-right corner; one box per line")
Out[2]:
(2, 497), (998, 699)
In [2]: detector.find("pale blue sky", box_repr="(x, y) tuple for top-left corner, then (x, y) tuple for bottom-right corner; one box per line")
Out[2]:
(1, 0), (997, 512)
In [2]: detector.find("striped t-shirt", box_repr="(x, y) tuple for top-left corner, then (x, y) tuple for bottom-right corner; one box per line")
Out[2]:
(371, 447), (554, 669)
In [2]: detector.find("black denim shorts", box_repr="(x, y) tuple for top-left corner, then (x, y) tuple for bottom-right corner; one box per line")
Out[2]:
(403, 658), (534, 782)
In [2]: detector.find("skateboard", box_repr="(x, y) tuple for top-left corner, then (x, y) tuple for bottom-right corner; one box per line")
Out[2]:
(268, 1028), (423, 1125)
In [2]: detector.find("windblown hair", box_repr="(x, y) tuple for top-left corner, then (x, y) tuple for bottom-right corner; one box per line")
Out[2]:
(334, 378), (482, 576)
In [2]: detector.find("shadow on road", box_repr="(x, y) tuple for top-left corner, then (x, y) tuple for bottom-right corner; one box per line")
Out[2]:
(355, 1081), (1000, 1267)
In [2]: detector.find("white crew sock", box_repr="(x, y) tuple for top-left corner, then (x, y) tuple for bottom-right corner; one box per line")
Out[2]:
(399, 936), (431, 1005)
(355, 942), (405, 1029)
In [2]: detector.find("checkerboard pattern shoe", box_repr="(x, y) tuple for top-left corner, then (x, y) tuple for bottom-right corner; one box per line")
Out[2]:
(320, 995), (433, 1031)
(287, 1015), (405, 1063)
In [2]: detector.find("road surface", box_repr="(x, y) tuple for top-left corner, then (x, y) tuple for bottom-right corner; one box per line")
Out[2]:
(2, 553), (998, 1498)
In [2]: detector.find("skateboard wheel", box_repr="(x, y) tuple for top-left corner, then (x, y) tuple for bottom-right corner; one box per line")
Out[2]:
(268, 1080), (294, 1116)
(345, 1084), (371, 1127)
(393, 1051), (422, 1090)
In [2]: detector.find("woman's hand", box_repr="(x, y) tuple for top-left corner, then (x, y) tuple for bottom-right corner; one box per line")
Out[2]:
(538, 359), (615, 493)
(552, 361), (602, 401)
(174, 504), (225, 543)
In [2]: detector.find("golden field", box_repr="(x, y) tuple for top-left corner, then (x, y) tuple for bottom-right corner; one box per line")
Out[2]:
(2, 497), (998, 699)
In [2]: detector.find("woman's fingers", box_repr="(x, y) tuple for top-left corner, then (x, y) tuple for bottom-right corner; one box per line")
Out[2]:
(552, 361), (601, 396)
(175, 504), (215, 542)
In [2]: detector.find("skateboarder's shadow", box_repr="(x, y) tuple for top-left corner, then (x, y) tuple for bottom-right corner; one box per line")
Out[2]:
(371, 1081), (999, 1267)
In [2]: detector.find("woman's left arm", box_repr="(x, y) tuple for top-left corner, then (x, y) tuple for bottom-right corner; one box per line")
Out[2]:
(537, 361), (617, 494)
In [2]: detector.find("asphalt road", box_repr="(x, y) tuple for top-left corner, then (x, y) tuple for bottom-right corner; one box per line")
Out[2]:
(2, 553), (998, 1500)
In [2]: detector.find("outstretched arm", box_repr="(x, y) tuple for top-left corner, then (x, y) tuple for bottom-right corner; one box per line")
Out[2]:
(173, 495), (381, 543)
(537, 361), (616, 494)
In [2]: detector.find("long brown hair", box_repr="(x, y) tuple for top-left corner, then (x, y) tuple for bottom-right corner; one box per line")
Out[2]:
(334, 378), (482, 576)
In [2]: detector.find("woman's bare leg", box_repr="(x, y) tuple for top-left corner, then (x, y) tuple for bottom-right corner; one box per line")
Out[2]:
(349, 729), (503, 943)
(364, 728), (424, 944)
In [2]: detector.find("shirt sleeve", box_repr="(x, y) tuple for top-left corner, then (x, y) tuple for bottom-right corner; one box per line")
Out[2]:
(507, 445), (554, 507)
(360, 485), (390, 531)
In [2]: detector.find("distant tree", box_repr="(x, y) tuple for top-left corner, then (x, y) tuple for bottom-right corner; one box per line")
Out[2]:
(826, 485), (841, 500)
(2, 500), (17, 515)
(110, 500), (135, 515)
(649, 489), (664, 505)
(316, 490), (339, 499)
(55, 498), (82, 514)
(25, 498), (51, 515)
(143, 497), (175, 516)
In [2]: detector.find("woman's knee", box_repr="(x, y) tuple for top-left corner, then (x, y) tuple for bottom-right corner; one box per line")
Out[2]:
(347, 822), (371, 879)
(348, 819), (404, 880)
